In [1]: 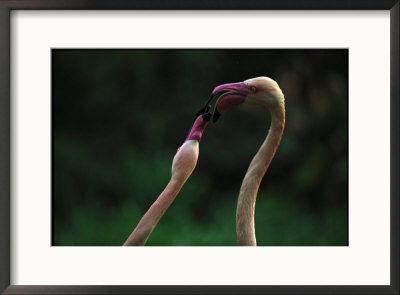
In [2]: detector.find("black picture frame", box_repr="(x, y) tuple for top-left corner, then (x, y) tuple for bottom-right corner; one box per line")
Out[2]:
(0, 1), (398, 294)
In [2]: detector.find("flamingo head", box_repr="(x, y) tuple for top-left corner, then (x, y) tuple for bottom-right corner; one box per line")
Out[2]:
(211, 76), (285, 122)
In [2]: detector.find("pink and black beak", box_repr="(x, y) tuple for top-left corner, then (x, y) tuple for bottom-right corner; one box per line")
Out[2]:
(186, 81), (250, 142)
(211, 82), (251, 122)
(185, 92), (218, 142)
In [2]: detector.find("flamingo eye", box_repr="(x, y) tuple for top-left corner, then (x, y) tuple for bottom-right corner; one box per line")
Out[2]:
(250, 86), (257, 93)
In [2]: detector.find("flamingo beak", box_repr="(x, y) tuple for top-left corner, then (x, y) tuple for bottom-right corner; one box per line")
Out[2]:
(211, 82), (251, 122)
(185, 113), (210, 142)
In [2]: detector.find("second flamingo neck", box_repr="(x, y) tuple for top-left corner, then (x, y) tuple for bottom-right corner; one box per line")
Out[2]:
(236, 110), (285, 246)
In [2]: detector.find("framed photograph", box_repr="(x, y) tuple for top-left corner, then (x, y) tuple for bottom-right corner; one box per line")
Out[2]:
(0, 1), (398, 294)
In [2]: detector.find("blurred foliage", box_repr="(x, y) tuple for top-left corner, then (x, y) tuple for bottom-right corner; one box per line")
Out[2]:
(52, 49), (348, 246)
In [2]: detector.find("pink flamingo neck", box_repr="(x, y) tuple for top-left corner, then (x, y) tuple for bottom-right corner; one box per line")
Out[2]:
(123, 177), (184, 246)
(236, 106), (285, 246)
(123, 115), (208, 246)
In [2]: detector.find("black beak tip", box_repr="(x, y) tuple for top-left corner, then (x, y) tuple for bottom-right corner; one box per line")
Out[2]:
(202, 113), (212, 121)
(212, 110), (221, 123)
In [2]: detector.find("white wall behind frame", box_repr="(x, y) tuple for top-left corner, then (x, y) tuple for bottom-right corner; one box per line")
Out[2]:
(11, 10), (390, 285)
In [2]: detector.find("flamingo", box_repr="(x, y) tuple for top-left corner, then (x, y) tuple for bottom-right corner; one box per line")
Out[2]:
(123, 111), (211, 246)
(211, 77), (285, 246)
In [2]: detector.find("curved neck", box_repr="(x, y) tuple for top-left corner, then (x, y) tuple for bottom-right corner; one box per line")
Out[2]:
(123, 177), (184, 246)
(236, 107), (285, 246)
(123, 140), (199, 246)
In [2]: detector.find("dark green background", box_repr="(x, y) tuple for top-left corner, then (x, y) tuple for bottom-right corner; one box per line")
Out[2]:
(52, 49), (348, 246)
